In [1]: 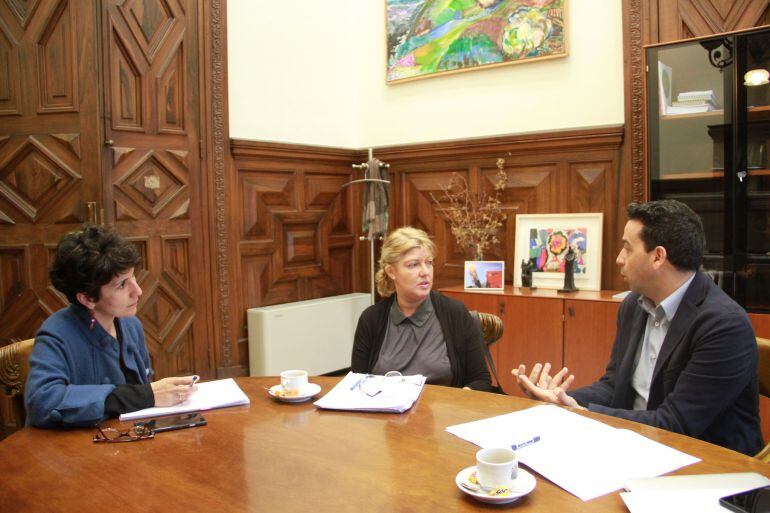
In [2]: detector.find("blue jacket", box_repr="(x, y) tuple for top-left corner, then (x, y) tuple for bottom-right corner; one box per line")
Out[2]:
(25, 304), (153, 428)
(570, 272), (763, 455)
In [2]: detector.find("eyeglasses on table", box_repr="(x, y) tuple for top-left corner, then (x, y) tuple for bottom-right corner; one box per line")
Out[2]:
(93, 423), (155, 443)
(356, 371), (422, 397)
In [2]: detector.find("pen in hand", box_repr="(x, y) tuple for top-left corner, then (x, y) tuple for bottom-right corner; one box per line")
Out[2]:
(189, 375), (199, 388)
(511, 435), (540, 451)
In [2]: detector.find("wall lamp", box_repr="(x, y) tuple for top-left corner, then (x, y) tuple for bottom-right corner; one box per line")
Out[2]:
(744, 69), (769, 86)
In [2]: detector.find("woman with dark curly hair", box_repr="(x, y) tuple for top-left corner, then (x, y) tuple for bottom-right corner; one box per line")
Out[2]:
(25, 224), (197, 428)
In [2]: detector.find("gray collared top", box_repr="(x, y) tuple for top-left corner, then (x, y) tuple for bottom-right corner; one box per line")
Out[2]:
(371, 295), (452, 385)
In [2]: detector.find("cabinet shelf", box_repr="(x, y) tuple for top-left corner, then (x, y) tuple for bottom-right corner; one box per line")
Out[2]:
(660, 106), (770, 122)
(661, 109), (723, 120)
(656, 169), (770, 181)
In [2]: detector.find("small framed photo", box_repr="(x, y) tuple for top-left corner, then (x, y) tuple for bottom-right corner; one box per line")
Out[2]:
(464, 261), (505, 292)
(514, 213), (603, 291)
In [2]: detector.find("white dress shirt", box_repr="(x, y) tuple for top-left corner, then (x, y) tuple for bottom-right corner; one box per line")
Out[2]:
(631, 273), (695, 410)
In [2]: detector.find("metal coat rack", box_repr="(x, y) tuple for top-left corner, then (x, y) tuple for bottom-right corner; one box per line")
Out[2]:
(342, 149), (390, 304)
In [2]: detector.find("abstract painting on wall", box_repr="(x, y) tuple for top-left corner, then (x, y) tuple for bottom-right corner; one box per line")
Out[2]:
(386, 0), (567, 83)
(513, 213), (602, 290)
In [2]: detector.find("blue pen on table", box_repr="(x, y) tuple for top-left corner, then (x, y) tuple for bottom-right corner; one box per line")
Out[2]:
(350, 374), (372, 390)
(511, 435), (540, 451)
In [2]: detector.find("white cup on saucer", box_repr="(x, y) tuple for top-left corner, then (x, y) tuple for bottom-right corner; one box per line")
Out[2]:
(476, 447), (518, 489)
(280, 369), (308, 395)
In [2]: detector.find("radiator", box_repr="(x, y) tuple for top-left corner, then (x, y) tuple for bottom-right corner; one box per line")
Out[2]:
(247, 293), (371, 376)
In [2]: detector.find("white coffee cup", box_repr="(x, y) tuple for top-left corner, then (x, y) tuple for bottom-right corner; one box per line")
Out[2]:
(280, 369), (308, 394)
(476, 447), (518, 489)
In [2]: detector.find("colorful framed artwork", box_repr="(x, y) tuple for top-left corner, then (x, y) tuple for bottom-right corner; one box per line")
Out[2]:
(464, 261), (505, 292)
(386, 0), (568, 84)
(513, 213), (603, 291)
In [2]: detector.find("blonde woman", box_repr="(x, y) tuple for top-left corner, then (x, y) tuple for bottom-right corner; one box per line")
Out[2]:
(351, 227), (492, 390)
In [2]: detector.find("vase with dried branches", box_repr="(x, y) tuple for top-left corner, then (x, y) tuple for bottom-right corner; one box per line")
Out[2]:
(432, 158), (508, 260)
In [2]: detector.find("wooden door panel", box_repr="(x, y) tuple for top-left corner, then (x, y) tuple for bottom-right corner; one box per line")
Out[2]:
(0, 20), (22, 116)
(35, 0), (78, 114)
(563, 299), (619, 389)
(0, 0), (99, 345)
(499, 296), (563, 397)
(102, 0), (210, 379)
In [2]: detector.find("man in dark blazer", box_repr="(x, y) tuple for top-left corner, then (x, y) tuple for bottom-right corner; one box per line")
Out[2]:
(513, 200), (763, 455)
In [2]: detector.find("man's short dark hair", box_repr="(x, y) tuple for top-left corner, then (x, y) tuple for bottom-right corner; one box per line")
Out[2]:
(626, 200), (705, 271)
(50, 224), (141, 304)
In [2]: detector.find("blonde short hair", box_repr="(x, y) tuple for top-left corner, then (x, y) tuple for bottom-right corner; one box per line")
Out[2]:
(375, 226), (436, 297)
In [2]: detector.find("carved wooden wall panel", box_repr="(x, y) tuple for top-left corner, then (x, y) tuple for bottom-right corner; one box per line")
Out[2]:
(228, 141), (360, 375)
(374, 128), (624, 292)
(0, 0), (99, 346)
(227, 130), (621, 375)
(102, 0), (211, 380)
(654, 0), (770, 42)
(36, 0), (77, 113)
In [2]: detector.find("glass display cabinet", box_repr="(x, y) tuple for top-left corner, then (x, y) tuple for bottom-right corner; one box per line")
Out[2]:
(646, 27), (770, 313)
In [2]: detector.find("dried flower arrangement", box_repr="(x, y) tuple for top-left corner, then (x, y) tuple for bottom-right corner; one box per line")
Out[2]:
(432, 158), (508, 260)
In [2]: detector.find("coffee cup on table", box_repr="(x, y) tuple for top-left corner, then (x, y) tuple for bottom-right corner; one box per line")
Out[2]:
(475, 447), (518, 489)
(280, 369), (308, 396)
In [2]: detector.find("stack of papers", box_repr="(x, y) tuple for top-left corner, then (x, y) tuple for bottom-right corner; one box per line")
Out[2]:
(667, 90), (719, 114)
(446, 405), (700, 501)
(119, 378), (250, 421)
(621, 473), (770, 513)
(313, 372), (426, 413)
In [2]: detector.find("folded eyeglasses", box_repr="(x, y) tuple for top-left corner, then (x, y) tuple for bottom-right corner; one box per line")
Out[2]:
(93, 423), (155, 443)
(356, 371), (421, 397)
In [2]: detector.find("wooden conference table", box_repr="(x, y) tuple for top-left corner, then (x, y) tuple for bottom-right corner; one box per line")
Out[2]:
(2, 377), (769, 512)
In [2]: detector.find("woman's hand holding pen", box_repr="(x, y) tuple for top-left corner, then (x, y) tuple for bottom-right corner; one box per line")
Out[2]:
(151, 375), (199, 406)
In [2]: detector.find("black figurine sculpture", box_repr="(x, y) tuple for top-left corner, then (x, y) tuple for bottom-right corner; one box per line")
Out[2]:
(520, 258), (536, 288)
(558, 245), (578, 293)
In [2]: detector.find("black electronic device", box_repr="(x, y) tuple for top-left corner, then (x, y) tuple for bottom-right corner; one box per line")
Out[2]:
(134, 412), (206, 433)
(720, 486), (770, 513)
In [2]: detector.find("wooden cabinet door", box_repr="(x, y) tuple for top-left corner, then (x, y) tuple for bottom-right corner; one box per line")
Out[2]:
(101, 0), (212, 379)
(499, 295), (563, 396)
(0, 0), (101, 342)
(563, 299), (619, 389)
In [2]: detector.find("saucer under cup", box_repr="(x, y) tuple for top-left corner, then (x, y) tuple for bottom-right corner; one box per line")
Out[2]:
(455, 466), (536, 505)
(268, 383), (321, 402)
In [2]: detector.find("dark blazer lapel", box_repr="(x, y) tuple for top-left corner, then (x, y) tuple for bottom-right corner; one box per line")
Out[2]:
(612, 301), (647, 407)
(649, 272), (706, 387)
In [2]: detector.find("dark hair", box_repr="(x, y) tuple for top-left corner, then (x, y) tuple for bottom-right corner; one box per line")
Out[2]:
(626, 200), (705, 271)
(50, 224), (141, 304)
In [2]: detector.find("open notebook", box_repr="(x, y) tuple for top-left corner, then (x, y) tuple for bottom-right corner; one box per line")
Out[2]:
(119, 378), (250, 421)
(313, 371), (426, 413)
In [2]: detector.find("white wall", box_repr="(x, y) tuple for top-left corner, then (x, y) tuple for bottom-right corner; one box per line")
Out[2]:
(228, 0), (361, 148)
(228, 0), (624, 149)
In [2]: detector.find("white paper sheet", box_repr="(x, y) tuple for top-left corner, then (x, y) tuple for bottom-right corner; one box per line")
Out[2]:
(313, 372), (426, 413)
(621, 473), (770, 513)
(445, 405), (700, 501)
(620, 488), (747, 513)
(119, 378), (250, 421)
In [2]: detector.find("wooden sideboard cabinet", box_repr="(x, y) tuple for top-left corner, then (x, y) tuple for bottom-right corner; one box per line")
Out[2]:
(441, 286), (622, 396)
